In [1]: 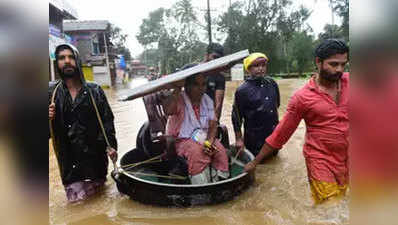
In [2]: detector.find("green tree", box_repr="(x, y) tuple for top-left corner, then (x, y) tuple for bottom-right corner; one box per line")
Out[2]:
(136, 8), (169, 73)
(331, 0), (349, 41)
(289, 32), (314, 75)
(108, 24), (131, 61)
(218, 0), (312, 74)
(277, 5), (312, 73)
(318, 24), (344, 42)
(137, 48), (162, 68)
(315, 0), (349, 41)
(136, 8), (167, 47)
(136, 0), (207, 74)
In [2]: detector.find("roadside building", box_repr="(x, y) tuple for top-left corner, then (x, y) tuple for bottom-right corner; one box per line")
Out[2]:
(49, 0), (78, 81)
(63, 20), (117, 87)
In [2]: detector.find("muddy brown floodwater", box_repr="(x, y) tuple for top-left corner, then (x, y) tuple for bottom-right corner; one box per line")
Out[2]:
(50, 77), (348, 225)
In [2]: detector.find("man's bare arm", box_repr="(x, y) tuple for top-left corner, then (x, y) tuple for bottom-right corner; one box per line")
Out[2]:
(244, 142), (277, 172)
(214, 90), (225, 121)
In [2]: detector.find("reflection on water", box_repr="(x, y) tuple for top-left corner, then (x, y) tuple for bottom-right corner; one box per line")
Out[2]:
(49, 78), (348, 225)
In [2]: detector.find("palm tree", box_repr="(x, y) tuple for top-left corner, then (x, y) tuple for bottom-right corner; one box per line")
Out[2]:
(314, 0), (348, 40)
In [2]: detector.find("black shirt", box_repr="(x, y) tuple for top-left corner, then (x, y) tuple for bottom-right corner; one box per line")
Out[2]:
(232, 76), (280, 155)
(206, 73), (225, 101)
(49, 81), (117, 185)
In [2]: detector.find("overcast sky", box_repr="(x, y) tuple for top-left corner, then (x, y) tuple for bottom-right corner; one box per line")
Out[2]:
(67, 0), (341, 58)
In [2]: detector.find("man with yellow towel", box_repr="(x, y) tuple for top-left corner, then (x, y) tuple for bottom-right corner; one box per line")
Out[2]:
(232, 52), (280, 158)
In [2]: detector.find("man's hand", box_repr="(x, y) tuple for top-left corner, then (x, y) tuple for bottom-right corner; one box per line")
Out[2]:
(49, 103), (55, 120)
(235, 137), (244, 152)
(107, 147), (118, 163)
(244, 142), (276, 172)
(203, 147), (214, 156)
(244, 161), (257, 172)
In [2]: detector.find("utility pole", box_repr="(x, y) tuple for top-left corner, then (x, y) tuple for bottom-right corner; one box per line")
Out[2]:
(207, 0), (212, 45)
(229, 0), (232, 36)
(329, 0), (335, 37)
(144, 45), (147, 76)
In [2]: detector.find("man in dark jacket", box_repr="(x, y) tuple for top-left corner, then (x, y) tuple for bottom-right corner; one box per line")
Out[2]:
(204, 43), (226, 121)
(232, 52), (280, 157)
(49, 44), (117, 203)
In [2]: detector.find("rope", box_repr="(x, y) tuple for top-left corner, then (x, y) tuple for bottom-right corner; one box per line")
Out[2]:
(49, 82), (116, 172)
(121, 153), (187, 180)
(87, 88), (116, 171)
(49, 82), (61, 159)
(126, 171), (187, 180)
(88, 89), (111, 147)
(121, 153), (165, 169)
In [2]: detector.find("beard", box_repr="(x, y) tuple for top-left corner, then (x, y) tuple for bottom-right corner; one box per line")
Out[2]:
(251, 73), (266, 82)
(60, 65), (78, 78)
(253, 73), (265, 78)
(319, 67), (343, 82)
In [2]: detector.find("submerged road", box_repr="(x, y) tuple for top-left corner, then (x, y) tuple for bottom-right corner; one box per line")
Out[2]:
(50, 77), (348, 225)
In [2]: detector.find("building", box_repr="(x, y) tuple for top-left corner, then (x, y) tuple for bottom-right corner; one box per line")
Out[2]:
(130, 59), (147, 77)
(63, 20), (117, 87)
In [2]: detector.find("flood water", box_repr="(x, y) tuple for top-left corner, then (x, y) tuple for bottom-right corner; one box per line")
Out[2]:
(49, 77), (349, 225)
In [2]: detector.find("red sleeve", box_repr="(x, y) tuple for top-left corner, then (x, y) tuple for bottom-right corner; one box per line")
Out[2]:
(266, 93), (304, 149)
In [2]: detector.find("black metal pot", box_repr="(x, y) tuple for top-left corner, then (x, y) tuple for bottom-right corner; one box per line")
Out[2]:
(112, 148), (255, 207)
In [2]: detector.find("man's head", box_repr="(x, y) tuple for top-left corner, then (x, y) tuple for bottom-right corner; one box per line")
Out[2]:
(206, 43), (224, 61)
(182, 63), (207, 102)
(55, 44), (80, 80)
(315, 39), (349, 82)
(243, 52), (269, 78)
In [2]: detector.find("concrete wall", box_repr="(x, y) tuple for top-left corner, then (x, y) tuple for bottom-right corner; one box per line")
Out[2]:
(82, 65), (94, 81)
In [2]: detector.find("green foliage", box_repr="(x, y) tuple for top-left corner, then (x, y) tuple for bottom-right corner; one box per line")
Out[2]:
(137, 48), (161, 68)
(318, 24), (344, 42)
(136, 0), (207, 74)
(108, 24), (132, 61)
(136, 8), (166, 47)
(218, 0), (313, 74)
(135, 0), (349, 75)
(289, 32), (314, 75)
(330, 0), (349, 41)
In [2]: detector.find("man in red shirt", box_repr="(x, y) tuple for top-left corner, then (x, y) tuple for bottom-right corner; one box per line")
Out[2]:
(245, 39), (350, 204)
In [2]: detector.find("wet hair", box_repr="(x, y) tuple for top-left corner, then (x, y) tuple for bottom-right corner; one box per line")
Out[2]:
(55, 44), (75, 60)
(314, 39), (349, 61)
(207, 43), (224, 57)
(180, 63), (200, 91)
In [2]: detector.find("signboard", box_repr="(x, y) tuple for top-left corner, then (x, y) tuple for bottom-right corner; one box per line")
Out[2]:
(49, 34), (68, 59)
(49, 24), (61, 37)
(48, 25), (72, 59)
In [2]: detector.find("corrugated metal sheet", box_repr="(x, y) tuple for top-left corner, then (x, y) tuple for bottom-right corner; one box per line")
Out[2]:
(119, 49), (249, 101)
(63, 20), (109, 31)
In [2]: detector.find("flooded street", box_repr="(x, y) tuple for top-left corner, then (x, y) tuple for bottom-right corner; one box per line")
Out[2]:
(49, 78), (348, 225)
